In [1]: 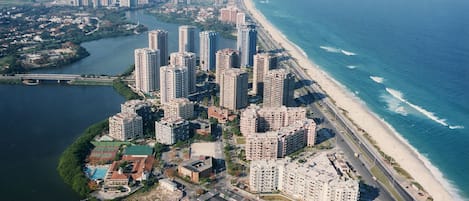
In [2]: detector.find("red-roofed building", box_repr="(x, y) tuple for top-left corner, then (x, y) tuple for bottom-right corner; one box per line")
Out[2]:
(103, 156), (154, 190)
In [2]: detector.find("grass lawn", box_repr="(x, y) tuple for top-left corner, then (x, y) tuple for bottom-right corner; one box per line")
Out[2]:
(260, 194), (293, 201)
(236, 137), (246, 145)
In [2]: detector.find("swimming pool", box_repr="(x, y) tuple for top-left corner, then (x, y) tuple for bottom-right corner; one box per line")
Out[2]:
(85, 166), (109, 180)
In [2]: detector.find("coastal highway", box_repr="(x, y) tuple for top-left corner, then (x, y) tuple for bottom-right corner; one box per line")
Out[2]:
(239, 1), (417, 201)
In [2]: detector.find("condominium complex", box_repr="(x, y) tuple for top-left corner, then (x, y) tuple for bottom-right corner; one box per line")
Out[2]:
(249, 153), (360, 201)
(163, 98), (194, 120)
(134, 48), (160, 93)
(109, 112), (143, 141)
(160, 65), (189, 104)
(148, 29), (169, 66)
(237, 24), (257, 67)
(240, 105), (307, 135)
(178, 25), (196, 53)
(219, 6), (239, 24)
(245, 132), (278, 160)
(199, 31), (219, 71)
(215, 48), (240, 83)
(245, 119), (316, 160)
(252, 53), (278, 95)
(170, 52), (197, 93)
(263, 69), (295, 107)
(220, 68), (248, 111)
(155, 117), (190, 145)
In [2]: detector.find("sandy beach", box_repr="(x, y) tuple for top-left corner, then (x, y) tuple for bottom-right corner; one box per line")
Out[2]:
(243, 0), (454, 200)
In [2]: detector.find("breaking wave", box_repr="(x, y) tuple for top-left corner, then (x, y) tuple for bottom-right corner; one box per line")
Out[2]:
(370, 76), (384, 84)
(320, 46), (357, 56)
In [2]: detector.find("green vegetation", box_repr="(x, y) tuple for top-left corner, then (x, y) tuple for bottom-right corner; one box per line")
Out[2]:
(0, 78), (21, 84)
(121, 64), (135, 77)
(370, 166), (404, 201)
(112, 79), (141, 100)
(147, 9), (236, 40)
(57, 120), (109, 198)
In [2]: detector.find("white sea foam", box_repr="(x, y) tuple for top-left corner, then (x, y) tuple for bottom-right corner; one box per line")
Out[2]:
(341, 49), (357, 56)
(449, 125), (465, 130)
(346, 65), (357, 69)
(320, 46), (341, 53)
(381, 93), (408, 116)
(385, 88), (451, 127)
(370, 76), (384, 84)
(320, 46), (356, 56)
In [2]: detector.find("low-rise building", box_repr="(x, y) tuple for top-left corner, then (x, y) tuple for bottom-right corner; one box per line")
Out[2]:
(104, 156), (154, 191)
(178, 156), (213, 183)
(207, 106), (237, 124)
(155, 117), (190, 145)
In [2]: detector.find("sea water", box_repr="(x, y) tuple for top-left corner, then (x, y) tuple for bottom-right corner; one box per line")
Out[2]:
(253, 0), (469, 199)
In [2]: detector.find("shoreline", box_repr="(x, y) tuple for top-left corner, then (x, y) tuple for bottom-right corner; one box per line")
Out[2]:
(243, 0), (455, 200)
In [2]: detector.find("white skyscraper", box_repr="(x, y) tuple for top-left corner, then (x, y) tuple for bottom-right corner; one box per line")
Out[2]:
(134, 48), (160, 93)
(148, 29), (169, 66)
(237, 24), (257, 67)
(199, 31), (219, 71)
(155, 117), (189, 145)
(160, 65), (189, 104)
(178, 25), (196, 53)
(170, 52), (197, 93)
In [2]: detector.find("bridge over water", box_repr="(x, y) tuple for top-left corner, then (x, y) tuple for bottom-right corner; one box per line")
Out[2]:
(0, 73), (119, 85)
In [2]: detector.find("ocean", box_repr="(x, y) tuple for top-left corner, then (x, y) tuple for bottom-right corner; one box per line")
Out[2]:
(253, 0), (469, 199)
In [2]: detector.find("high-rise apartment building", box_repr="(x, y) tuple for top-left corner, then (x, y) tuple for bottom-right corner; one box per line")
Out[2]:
(163, 98), (194, 120)
(134, 48), (160, 93)
(199, 31), (219, 71)
(215, 48), (239, 83)
(249, 153), (360, 201)
(219, 6), (239, 24)
(170, 52), (197, 93)
(237, 24), (257, 67)
(236, 12), (246, 28)
(109, 112), (143, 141)
(240, 105), (306, 136)
(220, 68), (248, 110)
(263, 69), (295, 107)
(148, 29), (169, 66)
(155, 117), (189, 145)
(252, 53), (277, 95)
(160, 65), (189, 104)
(178, 25), (196, 53)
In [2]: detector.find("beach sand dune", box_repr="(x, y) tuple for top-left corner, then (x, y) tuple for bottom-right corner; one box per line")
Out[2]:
(243, 0), (454, 200)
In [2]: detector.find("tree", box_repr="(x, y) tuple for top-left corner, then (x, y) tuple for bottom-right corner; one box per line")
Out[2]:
(200, 110), (208, 119)
(164, 168), (176, 178)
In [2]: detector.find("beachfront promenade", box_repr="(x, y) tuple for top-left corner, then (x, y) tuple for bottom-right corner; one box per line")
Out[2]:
(239, 0), (425, 200)
(0, 73), (118, 85)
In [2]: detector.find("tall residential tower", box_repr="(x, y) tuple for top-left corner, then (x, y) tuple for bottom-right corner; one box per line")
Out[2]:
(199, 31), (219, 71)
(178, 25), (196, 53)
(237, 24), (257, 67)
(148, 29), (169, 66)
(160, 65), (189, 104)
(134, 48), (160, 93)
